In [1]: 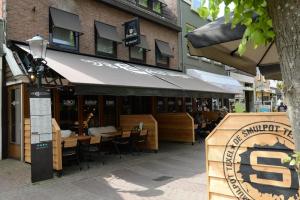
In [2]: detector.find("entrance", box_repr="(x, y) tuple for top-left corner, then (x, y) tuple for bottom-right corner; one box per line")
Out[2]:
(7, 85), (22, 159)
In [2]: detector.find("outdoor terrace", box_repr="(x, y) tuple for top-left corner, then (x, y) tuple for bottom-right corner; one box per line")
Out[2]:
(0, 142), (206, 200)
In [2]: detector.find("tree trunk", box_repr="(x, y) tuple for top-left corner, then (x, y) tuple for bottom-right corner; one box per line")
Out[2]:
(267, 0), (300, 150)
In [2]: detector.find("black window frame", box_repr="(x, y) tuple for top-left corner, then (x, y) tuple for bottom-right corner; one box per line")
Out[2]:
(155, 43), (170, 68)
(129, 46), (147, 64)
(49, 17), (79, 52)
(94, 28), (118, 58)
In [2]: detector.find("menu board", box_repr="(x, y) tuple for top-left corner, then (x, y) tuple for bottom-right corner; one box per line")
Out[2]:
(29, 89), (52, 144)
(29, 87), (53, 183)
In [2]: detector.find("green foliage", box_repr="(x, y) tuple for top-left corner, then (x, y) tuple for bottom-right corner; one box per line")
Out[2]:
(283, 152), (300, 172)
(276, 81), (284, 91)
(198, 0), (275, 55)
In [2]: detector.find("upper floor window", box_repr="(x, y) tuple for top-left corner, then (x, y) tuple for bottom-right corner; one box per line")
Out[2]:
(155, 39), (173, 67)
(138, 0), (149, 8)
(136, 0), (165, 15)
(129, 35), (150, 63)
(95, 21), (122, 58)
(49, 7), (82, 51)
(152, 1), (162, 14)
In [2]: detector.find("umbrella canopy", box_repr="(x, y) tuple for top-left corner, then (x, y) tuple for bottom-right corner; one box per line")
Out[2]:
(186, 16), (280, 80)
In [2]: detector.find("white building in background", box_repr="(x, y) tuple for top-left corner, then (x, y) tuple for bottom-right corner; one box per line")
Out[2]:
(229, 71), (255, 112)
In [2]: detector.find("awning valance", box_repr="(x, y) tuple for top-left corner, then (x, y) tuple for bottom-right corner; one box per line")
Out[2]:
(49, 7), (82, 33)
(155, 40), (173, 57)
(95, 21), (122, 43)
(16, 45), (235, 98)
(186, 69), (243, 94)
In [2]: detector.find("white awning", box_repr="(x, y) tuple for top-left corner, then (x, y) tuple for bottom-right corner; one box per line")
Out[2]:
(3, 44), (26, 77)
(186, 69), (243, 94)
(17, 45), (235, 97)
(230, 72), (254, 84)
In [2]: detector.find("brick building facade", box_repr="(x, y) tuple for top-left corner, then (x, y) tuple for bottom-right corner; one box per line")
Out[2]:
(5, 0), (181, 69)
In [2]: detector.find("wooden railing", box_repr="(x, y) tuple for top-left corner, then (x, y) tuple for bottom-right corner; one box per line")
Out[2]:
(24, 118), (62, 171)
(156, 112), (195, 144)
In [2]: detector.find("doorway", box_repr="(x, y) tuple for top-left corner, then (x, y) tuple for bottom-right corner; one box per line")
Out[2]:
(7, 85), (22, 160)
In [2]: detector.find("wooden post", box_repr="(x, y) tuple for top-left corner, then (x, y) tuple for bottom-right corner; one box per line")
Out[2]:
(151, 96), (157, 116)
(192, 98), (197, 113)
(164, 97), (168, 112)
(52, 89), (60, 125)
(182, 97), (186, 112)
(116, 96), (122, 127)
(23, 84), (30, 118)
(78, 96), (83, 135)
(99, 96), (104, 126)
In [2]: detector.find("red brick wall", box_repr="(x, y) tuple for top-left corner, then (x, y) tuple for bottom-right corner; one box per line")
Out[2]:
(6, 0), (179, 69)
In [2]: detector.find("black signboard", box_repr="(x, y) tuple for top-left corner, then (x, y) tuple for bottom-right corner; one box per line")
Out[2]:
(124, 18), (140, 47)
(29, 88), (53, 183)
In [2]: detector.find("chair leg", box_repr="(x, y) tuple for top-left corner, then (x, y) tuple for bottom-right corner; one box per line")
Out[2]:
(114, 143), (121, 159)
(76, 155), (82, 171)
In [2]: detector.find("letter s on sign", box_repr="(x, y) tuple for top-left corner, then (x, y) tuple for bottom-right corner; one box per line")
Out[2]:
(249, 151), (291, 188)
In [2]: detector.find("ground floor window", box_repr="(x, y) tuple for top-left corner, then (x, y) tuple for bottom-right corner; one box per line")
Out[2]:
(83, 96), (99, 128)
(60, 89), (78, 130)
(121, 96), (151, 115)
(104, 96), (116, 126)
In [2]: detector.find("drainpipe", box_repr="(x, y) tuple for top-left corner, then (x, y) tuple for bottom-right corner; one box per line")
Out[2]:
(0, 19), (4, 160)
(178, 0), (184, 71)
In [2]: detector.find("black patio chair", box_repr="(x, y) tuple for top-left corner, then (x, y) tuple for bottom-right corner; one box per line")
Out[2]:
(112, 130), (132, 159)
(80, 136), (103, 169)
(61, 138), (81, 173)
(132, 129), (148, 153)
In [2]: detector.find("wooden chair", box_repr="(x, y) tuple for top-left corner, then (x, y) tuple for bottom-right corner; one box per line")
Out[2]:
(61, 138), (81, 172)
(112, 130), (131, 159)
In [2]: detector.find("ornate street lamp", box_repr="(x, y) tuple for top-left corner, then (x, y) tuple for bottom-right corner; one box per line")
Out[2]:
(26, 35), (48, 88)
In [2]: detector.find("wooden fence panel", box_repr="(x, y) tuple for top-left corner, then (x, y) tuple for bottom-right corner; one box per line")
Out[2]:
(156, 113), (195, 143)
(24, 118), (62, 171)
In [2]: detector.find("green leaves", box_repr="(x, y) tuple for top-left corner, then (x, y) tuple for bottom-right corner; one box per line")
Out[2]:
(224, 6), (231, 23)
(197, 0), (276, 56)
(198, 7), (210, 18)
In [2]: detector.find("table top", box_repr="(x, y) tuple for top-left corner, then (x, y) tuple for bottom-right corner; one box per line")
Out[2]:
(61, 131), (122, 141)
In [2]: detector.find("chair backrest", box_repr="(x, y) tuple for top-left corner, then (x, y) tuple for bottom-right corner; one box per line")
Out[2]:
(140, 129), (148, 136)
(62, 138), (78, 148)
(90, 136), (101, 144)
(121, 130), (131, 138)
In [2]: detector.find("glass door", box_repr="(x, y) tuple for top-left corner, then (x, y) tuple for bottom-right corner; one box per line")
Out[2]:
(8, 85), (22, 160)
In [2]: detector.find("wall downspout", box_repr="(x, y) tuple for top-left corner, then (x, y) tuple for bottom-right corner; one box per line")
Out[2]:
(0, 19), (4, 160)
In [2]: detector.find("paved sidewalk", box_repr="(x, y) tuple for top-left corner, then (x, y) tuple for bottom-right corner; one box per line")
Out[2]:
(0, 142), (207, 200)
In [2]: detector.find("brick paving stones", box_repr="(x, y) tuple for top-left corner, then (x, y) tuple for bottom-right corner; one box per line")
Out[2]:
(0, 142), (207, 200)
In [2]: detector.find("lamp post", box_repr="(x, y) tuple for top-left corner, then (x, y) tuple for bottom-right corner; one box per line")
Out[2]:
(27, 35), (53, 183)
(26, 35), (48, 88)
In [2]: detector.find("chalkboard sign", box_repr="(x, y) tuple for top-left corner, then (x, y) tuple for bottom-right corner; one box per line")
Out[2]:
(29, 87), (53, 183)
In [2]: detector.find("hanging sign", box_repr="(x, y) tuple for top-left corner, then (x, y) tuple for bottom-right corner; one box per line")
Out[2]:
(29, 87), (53, 183)
(124, 18), (140, 47)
